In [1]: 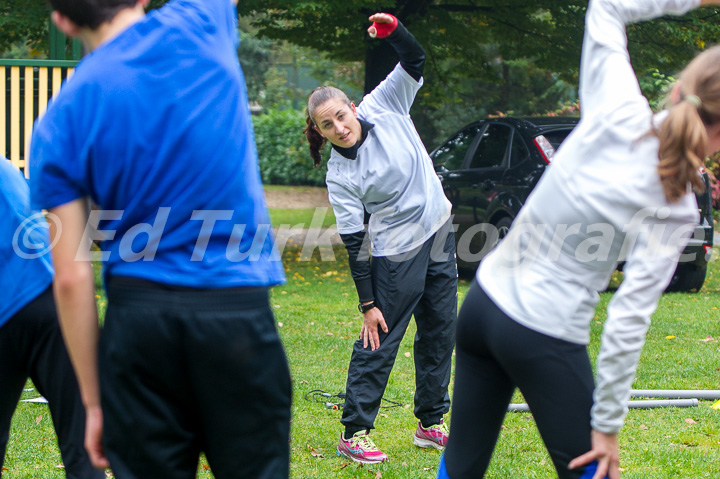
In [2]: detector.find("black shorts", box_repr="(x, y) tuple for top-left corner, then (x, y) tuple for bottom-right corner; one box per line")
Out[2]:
(100, 277), (291, 479)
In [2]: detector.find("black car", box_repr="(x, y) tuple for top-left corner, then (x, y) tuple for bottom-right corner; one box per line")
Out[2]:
(431, 117), (714, 292)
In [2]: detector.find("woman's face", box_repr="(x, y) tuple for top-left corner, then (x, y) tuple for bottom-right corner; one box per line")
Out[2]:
(312, 98), (362, 148)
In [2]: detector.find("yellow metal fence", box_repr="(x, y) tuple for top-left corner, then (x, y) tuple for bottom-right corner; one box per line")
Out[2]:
(1, 60), (77, 172)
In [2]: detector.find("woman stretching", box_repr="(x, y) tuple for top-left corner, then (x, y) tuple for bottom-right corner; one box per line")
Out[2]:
(439, 0), (720, 478)
(305, 13), (457, 464)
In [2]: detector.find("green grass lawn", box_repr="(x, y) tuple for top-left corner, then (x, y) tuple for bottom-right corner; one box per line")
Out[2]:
(4, 228), (720, 478)
(269, 207), (336, 229)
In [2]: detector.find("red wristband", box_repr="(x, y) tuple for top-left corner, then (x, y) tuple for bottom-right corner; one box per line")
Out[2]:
(370, 14), (398, 39)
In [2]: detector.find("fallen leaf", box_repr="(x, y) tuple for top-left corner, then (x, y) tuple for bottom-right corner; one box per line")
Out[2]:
(310, 447), (324, 458)
(202, 464), (210, 471)
(539, 459), (546, 466)
(699, 336), (716, 342)
(55, 464), (65, 469)
(685, 418), (696, 425)
(423, 467), (433, 471)
(404, 352), (411, 357)
(501, 425), (509, 430)
(375, 471), (382, 479)
(278, 322), (283, 327)
(640, 424), (649, 430)
(379, 413), (389, 418)
(401, 462), (408, 467)
(327, 332), (334, 336)
(35, 415), (42, 425)
(666, 335), (676, 340)
(339, 462), (350, 470)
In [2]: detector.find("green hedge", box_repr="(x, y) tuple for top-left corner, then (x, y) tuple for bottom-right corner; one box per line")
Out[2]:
(252, 109), (328, 186)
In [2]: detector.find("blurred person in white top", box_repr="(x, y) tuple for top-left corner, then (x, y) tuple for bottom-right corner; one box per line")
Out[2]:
(438, 1), (720, 479)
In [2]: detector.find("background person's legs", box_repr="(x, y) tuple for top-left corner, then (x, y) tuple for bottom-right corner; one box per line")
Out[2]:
(503, 331), (595, 479)
(458, 282), (595, 479)
(24, 289), (105, 479)
(413, 227), (457, 427)
(0, 287), (100, 479)
(0, 314), (28, 478)
(442, 281), (515, 479)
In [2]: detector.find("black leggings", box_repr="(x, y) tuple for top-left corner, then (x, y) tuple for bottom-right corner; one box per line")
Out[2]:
(0, 287), (104, 479)
(443, 280), (595, 479)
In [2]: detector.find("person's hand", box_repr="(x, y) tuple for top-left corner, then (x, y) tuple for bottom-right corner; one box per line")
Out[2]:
(568, 429), (619, 479)
(85, 405), (110, 470)
(360, 306), (389, 350)
(367, 13), (398, 39)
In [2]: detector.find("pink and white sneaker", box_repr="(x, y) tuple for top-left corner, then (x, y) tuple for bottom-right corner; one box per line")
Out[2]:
(413, 420), (449, 450)
(337, 431), (388, 464)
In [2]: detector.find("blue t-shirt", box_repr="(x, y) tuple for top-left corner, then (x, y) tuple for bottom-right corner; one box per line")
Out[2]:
(30, 0), (285, 288)
(0, 158), (53, 328)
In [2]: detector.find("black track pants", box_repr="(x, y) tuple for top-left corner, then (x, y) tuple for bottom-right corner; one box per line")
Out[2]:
(444, 280), (596, 479)
(100, 279), (291, 479)
(342, 221), (458, 431)
(0, 287), (103, 479)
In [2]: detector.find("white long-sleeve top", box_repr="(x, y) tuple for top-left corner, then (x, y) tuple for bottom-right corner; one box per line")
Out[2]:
(478, 0), (701, 433)
(326, 64), (451, 256)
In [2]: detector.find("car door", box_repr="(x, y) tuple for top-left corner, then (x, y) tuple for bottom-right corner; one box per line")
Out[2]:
(432, 124), (485, 237)
(451, 123), (512, 265)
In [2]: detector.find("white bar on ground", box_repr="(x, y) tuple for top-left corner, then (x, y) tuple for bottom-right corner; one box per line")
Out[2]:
(631, 389), (720, 400)
(508, 398), (699, 413)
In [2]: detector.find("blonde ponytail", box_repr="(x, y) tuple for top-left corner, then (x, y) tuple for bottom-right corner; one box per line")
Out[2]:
(656, 99), (707, 202)
(654, 46), (720, 202)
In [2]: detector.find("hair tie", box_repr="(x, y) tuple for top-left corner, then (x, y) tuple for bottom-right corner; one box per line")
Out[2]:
(684, 94), (701, 108)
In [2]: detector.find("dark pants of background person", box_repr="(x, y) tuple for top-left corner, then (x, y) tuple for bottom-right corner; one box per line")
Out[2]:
(0, 287), (104, 479)
(342, 220), (458, 433)
(443, 280), (597, 479)
(100, 278), (292, 479)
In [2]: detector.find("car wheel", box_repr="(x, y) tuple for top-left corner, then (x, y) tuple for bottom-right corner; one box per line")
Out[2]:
(495, 217), (513, 243)
(483, 216), (513, 252)
(665, 264), (707, 293)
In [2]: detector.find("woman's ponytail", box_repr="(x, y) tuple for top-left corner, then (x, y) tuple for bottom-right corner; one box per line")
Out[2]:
(303, 114), (326, 168)
(655, 46), (720, 203)
(657, 99), (706, 202)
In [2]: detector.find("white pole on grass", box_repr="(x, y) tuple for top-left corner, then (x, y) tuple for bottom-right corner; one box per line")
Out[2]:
(507, 398), (699, 413)
(631, 390), (720, 400)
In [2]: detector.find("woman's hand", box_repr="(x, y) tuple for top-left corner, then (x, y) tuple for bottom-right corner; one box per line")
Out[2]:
(568, 429), (619, 479)
(360, 306), (389, 350)
(368, 13), (398, 38)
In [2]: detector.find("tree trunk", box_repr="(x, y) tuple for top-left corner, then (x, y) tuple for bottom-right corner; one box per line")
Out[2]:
(364, 40), (399, 95)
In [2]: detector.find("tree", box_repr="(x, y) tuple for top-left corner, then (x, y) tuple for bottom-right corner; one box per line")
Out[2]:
(237, 0), (720, 95)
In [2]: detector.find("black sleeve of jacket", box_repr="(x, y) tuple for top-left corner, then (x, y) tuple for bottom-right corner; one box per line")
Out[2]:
(340, 230), (374, 303)
(387, 21), (425, 81)
(386, 21), (425, 82)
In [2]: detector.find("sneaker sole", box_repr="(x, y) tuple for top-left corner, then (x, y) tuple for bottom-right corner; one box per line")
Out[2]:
(413, 435), (445, 450)
(336, 447), (387, 464)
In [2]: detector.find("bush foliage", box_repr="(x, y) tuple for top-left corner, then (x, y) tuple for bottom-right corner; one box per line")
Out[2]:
(252, 109), (328, 186)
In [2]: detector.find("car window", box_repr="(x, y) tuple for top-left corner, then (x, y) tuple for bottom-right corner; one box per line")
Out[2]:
(540, 129), (573, 149)
(468, 124), (511, 169)
(432, 125), (482, 171)
(510, 133), (530, 166)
